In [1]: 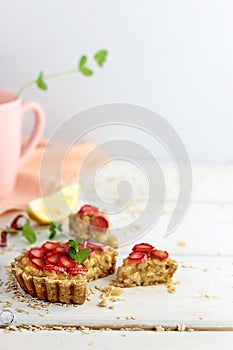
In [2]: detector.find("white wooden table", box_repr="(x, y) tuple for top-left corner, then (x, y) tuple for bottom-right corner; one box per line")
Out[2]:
(1, 163), (233, 349)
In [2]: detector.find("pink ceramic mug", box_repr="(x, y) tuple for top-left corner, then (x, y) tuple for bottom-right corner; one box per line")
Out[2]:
(0, 91), (45, 198)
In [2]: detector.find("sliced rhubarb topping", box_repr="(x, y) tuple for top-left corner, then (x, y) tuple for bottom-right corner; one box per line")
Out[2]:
(45, 253), (60, 265)
(28, 248), (44, 259)
(67, 267), (88, 275)
(42, 241), (60, 251)
(78, 242), (87, 250)
(89, 248), (95, 257)
(64, 242), (71, 253)
(58, 255), (77, 269)
(0, 231), (8, 248)
(89, 215), (109, 233)
(128, 251), (147, 264)
(151, 249), (169, 261)
(132, 243), (154, 253)
(53, 246), (66, 255)
(27, 240), (92, 272)
(86, 241), (107, 251)
(30, 258), (44, 269)
(43, 265), (65, 273)
(10, 214), (27, 230)
(78, 204), (99, 216)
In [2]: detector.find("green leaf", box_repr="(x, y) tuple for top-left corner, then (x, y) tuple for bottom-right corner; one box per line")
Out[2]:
(69, 239), (83, 249)
(36, 71), (47, 90)
(49, 222), (63, 240)
(78, 55), (88, 70)
(22, 220), (37, 244)
(48, 222), (56, 240)
(75, 248), (90, 264)
(80, 66), (93, 76)
(94, 50), (108, 67)
(68, 246), (77, 260)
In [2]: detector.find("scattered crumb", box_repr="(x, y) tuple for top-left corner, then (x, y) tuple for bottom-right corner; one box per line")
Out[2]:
(89, 341), (95, 346)
(3, 301), (13, 308)
(99, 298), (107, 307)
(177, 324), (186, 332)
(109, 305), (115, 310)
(110, 297), (117, 302)
(187, 328), (194, 332)
(90, 287), (98, 294)
(121, 333), (127, 337)
(203, 294), (218, 299)
(125, 315), (136, 320)
(178, 241), (186, 247)
(167, 283), (176, 294)
(15, 308), (30, 314)
(203, 268), (210, 272)
(116, 316), (121, 320)
(181, 263), (196, 269)
(67, 327), (76, 333)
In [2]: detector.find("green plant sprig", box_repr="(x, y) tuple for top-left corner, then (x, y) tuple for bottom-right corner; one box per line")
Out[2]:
(0, 221), (63, 245)
(17, 49), (108, 96)
(68, 239), (90, 264)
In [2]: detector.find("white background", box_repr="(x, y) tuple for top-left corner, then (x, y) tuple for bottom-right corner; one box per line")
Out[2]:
(0, 0), (233, 163)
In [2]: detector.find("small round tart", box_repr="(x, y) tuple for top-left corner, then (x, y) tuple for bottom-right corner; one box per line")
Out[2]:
(11, 240), (118, 304)
(11, 241), (88, 305)
(69, 204), (118, 248)
(114, 243), (178, 287)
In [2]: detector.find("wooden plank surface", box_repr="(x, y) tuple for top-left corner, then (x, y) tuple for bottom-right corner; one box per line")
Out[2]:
(2, 331), (233, 350)
(0, 164), (232, 333)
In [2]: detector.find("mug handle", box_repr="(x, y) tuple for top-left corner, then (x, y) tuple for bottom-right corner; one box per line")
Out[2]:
(20, 102), (45, 164)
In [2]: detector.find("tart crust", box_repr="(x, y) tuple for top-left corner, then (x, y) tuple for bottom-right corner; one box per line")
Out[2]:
(11, 243), (117, 304)
(11, 255), (87, 304)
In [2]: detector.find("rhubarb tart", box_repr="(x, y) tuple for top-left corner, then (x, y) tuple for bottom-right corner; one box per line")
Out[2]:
(69, 204), (118, 248)
(114, 243), (178, 287)
(11, 240), (117, 304)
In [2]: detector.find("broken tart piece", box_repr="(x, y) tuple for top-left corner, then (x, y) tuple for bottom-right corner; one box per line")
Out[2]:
(69, 204), (118, 248)
(114, 243), (178, 287)
(11, 240), (117, 304)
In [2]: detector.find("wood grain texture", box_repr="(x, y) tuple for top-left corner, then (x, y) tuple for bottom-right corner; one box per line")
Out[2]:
(0, 164), (232, 333)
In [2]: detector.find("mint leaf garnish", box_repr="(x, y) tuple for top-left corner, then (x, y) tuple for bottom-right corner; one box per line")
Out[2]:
(22, 220), (36, 244)
(75, 248), (90, 264)
(69, 239), (83, 249)
(49, 222), (63, 240)
(68, 239), (90, 264)
(36, 71), (47, 90)
(68, 246), (77, 260)
(94, 50), (108, 67)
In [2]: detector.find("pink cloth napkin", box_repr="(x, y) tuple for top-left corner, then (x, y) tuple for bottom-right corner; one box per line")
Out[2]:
(0, 138), (98, 218)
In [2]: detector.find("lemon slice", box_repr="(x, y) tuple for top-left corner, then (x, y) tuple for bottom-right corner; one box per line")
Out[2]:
(27, 183), (80, 224)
